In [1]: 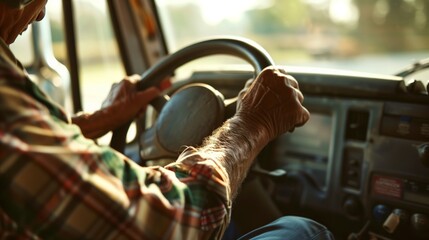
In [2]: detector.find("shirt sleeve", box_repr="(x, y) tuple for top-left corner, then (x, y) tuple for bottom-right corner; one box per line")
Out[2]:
(0, 84), (231, 240)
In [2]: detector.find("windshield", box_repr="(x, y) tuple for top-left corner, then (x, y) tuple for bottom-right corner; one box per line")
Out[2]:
(155, 0), (429, 75)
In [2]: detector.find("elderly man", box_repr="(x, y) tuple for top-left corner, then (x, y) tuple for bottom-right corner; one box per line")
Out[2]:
(0, 0), (334, 239)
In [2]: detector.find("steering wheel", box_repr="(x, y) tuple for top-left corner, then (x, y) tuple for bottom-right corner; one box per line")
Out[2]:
(110, 37), (275, 159)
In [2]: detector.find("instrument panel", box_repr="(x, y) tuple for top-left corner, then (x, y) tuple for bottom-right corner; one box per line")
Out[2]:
(272, 112), (333, 190)
(269, 95), (429, 239)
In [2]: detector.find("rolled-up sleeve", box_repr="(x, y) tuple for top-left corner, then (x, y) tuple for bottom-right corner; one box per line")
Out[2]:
(0, 84), (231, 240)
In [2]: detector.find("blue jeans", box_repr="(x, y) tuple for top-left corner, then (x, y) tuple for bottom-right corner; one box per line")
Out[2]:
(234, 216), (335, 240)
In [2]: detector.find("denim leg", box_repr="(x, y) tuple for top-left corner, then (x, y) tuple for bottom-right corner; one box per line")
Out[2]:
(237, 216), (335, 240)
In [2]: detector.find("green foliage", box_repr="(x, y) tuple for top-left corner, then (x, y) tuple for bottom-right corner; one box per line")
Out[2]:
(246, 0), (309, 34)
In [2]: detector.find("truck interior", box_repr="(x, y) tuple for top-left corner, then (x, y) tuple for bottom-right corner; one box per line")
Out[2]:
(10, 0), (429, 239)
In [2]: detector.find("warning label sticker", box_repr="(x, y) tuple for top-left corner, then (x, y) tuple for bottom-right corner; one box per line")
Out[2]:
(372, 175), (403, 199)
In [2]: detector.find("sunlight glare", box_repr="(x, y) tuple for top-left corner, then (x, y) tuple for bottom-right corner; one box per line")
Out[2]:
(329, 0), (358, 26)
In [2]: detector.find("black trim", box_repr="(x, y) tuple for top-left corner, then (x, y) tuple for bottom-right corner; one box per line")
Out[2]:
(62, 0), (82, 113)
(149, 0), (169, 55)
(107, 0), (136, 75)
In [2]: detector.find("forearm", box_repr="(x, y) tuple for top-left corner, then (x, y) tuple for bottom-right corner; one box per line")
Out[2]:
(196, 115), (271, 198)
(71, 85), (160, 140)
(71, 101), (134, 140)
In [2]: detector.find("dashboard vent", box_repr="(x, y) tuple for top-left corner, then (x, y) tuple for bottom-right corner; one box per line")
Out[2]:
(342, 147), (363, 189)
(345, 110), (369, 141)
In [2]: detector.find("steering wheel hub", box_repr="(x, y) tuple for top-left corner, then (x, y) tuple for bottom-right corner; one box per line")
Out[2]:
(141, 84), (225, 160)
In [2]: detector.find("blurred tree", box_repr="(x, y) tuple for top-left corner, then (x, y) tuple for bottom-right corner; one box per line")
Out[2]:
(165, 3), (203, 41)
(417, 0), (429, 33)
(353, 0), (428, 52)
(165, 3), (245, 47)
(246, 0), (309, 34)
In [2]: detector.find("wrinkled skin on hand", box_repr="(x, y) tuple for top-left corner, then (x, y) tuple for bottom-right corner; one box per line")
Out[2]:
(196, 66), (310, 197)
(236, 66), (310, 141)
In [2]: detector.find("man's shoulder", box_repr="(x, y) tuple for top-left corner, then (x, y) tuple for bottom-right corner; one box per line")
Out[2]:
(0, 46), (28, 82)
(0, 83), (48, 122)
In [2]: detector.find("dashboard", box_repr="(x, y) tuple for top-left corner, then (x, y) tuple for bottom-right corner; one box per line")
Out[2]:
(272, 111), (333, 191)
(269, 68), (429, 239)
(182, 67), (429, 239)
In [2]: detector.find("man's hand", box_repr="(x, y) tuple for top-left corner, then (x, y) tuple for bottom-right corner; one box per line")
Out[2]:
(101, 74), (159, 115)
(180, 66), (310, 197)
(236, 66), (310, 141)
(72, 75), (170, 139)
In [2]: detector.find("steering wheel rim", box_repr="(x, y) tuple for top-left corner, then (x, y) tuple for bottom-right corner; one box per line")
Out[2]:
(110, 36), (275, 153)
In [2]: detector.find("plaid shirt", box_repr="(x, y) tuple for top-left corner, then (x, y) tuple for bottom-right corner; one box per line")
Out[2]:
(0, 39), (231, 239)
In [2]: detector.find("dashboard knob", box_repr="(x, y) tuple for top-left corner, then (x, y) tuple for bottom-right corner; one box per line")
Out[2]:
(343, 196), (362, 217)
(393, 208), (410, 226)
(411, 213), (429, 238)
(383, 212), (400, 234)
(383, 209), (410, 234)
(417, 144), (429, 167)
(373, 204), (391, 225)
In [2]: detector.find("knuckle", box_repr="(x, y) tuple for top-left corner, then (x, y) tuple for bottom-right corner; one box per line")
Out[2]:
(260, 66), (277, 77)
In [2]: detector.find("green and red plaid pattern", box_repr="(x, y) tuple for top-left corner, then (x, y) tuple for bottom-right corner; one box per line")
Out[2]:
(0, 39), (231, 239)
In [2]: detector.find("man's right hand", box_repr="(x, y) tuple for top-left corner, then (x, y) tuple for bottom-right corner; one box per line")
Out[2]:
(180, 66), (310, 197)
(236, 66), (310, 142)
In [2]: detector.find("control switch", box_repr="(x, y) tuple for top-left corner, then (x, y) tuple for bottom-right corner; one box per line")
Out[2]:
(383, 212), (400, 234)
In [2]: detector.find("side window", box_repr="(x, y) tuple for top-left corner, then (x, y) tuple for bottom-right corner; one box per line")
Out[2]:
(10, 1), (126, 144)
(10, 11), (72, 113)
(72, 0), (125, 113)
(37, 0), (125, 113)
